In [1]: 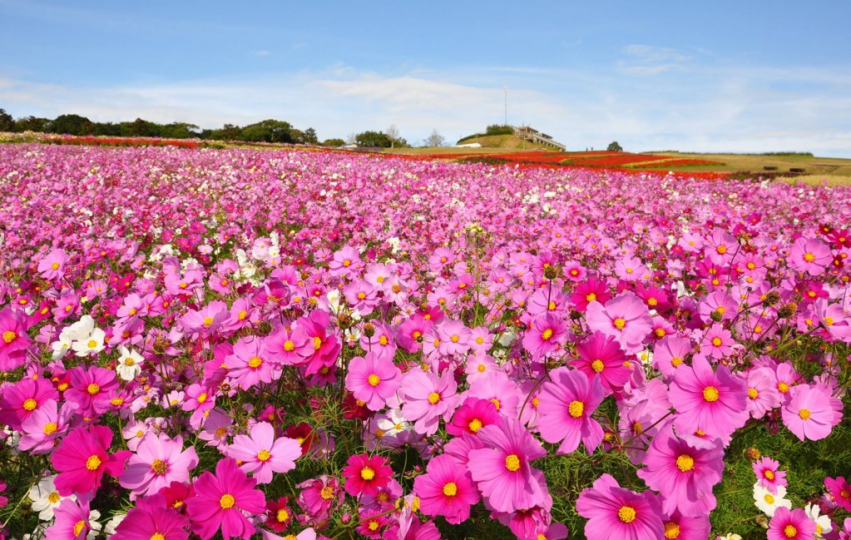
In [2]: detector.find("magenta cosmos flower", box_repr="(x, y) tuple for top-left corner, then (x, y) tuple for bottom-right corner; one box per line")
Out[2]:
(586, 292), (653, 353)
(51, 425), (131, 497)
(345, 351), (402, 411)
(576, 473), (664, 540)
(522, 313), (568, 361)
(0, 307), (32, 371)
(37, 248), (68, 281)
(185, 458), (267, 540)
(788, 237), (832, 276)
(45, 498), (93, 540)
(571, 332), (631, 392)
(341, 453), (393, 497)
(413, 454), (480, 524)
(824, 477), (851, 512)
(699, 324), (735, 359)
(112, 494), (190, 540)
(537, 367), (606, 455)
(782, 384), (842, 441)
(636, 425), (724, 517)
(767, 507), (816, 540)
(400, 368), (459, 436)
(753, 457), (787, 495)
(668, 355), (749, 440)
(119, 433), (199, 496)
(467, 417), (547, 513)
(446, 398), (500, 437)
(224, 336), (276, 390)
(227, 421), (301, 484)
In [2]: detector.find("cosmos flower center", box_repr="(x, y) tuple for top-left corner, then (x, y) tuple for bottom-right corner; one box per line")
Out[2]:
(676, 454), (694, 472)
(490, 398), (501, 410)
(443, 482), (458, 497)
(87, 383), (100, 395)
(764, 470), (775, 480)
(151, 459), (168, 475)
(283, 340), (295, 352)
(73, 520), (86, 537)
(151, 534), (165, 540)
(313, 337), (322, 350)
(85, 455), (102, 471)
(2, 331), (16, 344)
(451, 334), (460, 343)
(591, 360), (604, 373)
(468, 419), (483, 433)
(568, 400), (584, 418)
(798, 408), (811, 420)
(368, 521), (380, 531)
(197, 393), (208, 403)
(711, 337), (722, 347)
(357, 292), (366, 300)
(716, 245), (727, 254)
(22, 398), (38, 411)
(248, 356), (263, 368)
(505, 454), (521, 472)
(237, 310), (247, 320)
(379, 335), (389, 346)
(51, 262), (61, 270)
(276, 509), (289, 522)
(220, 493), (235, 509)
(778, 382), (790, 393)
(203, 316), (214, 327)
(664, 521), (681, 539)
(764, 494), (775, 504)
(361, 466), (376, 480)
(548, 301), (556, 311)
(321, 486), (334, 500)
(87, 339), (97, 348)
(124, 357), (135, 366)
(702, 386), (720, 402)
(368, 374), (381, 387)
(824, 317), (834, 326)
(342, 260), (351, 267)
(541, 329), (554, 340)
(618, 506), (637, 523)
(648, 297), (658, 307)
(784, 525), (797, 538)
(428, 392), (441, 404)
(748, 388), (759, 399)
(671, 357), (683, 367)
(44, 422), (58, 435)
(257, 449), (271, 462)
(477, 364), (486, 372)
(613, 318), (627, 330)
(586, 293), (596, 302)
(214, 427), (227, 438)
(803, 252), (816, 262)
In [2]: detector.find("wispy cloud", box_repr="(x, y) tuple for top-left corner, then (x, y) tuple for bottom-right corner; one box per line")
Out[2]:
(618, 44), (692, 75)
(252, 50), (271, 57)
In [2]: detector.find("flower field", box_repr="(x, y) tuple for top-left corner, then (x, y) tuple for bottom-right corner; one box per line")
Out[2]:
(0, 143), (850, 540)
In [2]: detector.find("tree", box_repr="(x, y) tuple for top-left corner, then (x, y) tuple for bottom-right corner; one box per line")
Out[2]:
(50, 114), (96, 136)
(240, 119), (294, 143)
(0, 109), (14, 132)
(14, 116), (49, 132)
(607, 141), (623, 152)
(355, 130), (393, 148)
(386, 124), (401, 148)
(323, 138), (346, 147)
(302, 128), (319, 145)
(346, 132), (357, 145)
(423, 129), (445, 147)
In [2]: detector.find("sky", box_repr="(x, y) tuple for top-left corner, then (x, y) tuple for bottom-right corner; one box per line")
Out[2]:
(1, 0), (850, 156)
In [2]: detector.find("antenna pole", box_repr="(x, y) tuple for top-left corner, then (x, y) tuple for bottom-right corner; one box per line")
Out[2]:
(504, 84), (508, 126)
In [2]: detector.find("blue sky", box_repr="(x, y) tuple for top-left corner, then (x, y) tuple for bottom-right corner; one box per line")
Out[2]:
(1, 0), (850, 155)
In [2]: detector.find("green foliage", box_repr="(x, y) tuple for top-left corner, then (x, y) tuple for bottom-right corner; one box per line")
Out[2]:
(49, 114), (96, 136)
(355, 130), (394, 148)
(457, 125), (515, 144)
(0, 108), (14, 132)
(607, 141), (623, 152)
(323, 138), (346, 147)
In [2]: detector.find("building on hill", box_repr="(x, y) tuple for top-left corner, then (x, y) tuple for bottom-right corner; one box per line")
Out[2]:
(513, 126), (566, 151)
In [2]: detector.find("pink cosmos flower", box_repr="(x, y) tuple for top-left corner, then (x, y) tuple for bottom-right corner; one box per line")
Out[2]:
(0, 376), (59, 430)
(45, 498), (93, 540)
(636, 425), (725, 517)
(185, 458), (267, 540)
(571, 332), (631, 392)
(788, 237), (832, 276)
(522, 313), (568, 361)
(341, 453), (393, 498)
(824, 477), (851, 512)
(400, 368), (459, 436)
(753, 457), (787, 495)
(329, 245), (363, 277)
(224, 336), (275, 390)
(571, 276), (611, 312)
(51, 425), (131, 497)
(767, 507), (816, 540)
(0, 308), (32, 371)
(65, 366), (119, 419)
(19, 399), (75, 454)
(705, 230), (737, 265)
(446, 397), (500, 437)
(296, 475), (343, 521)
(345, 351), (402, 411)
(537, 367), (606, 455)
(112, 494), (190, 540)
(660, 511), (711, 540)
(435, 319), (472, 357)
(652, 336), (692, 379)
(467, 418), (547, 513)
(466, 371), (522, 419)
(38, 248), (68, 281)
(343, 280), (379, 315)
(668, 355), (749, 440)
(744, 367), (782, 419)
(576, 473), (664, 540)
(179, 301), (232, 337)
(781, 384), (842, 441)
(699, 324), (735, 360)
(227, 422), (300, 484)
(265, 325), (312, 366)
(414, 455), (480, 524)
(586, 292), (653, 353)
(119, 433), (198, 496)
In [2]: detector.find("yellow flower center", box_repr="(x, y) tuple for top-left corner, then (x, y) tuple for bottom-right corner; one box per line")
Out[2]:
(477, 364), (486, 372)
(591, 359), (604, 373)
(490, 398), (501, 410)
(23, 398), (38, 411)
(671, 356), (683, 367)
(778, 382), (790, 393)
(2, 331), (16, 344)
(716, 245), (727, 254)
(798, 408), (811, 420)
(748, 388), (759, 399)
(711, 337), (722, 347)
(613, 318), (626, 330)
(321, 486), (334, 500)
(505, 454), (521, 472)
(784, 525), (797, 538)
(676, 454), (694, 472)
(568, 400), (584, 418)
(443, 482), (458, 496)
(203, 316), (214, 327)
(368, 521), (380, 532)
(281, 340), (295, 352)
(586, 293), (597, 302)
(313, 336), (322, 350)
(368, 374), (381, 387)
(618, 506), (637, 523)
(548, 301), (556, 311)
(361, 466), (376, 480)
(85, 455), (102, 471)
(379, 335), (389, 346)
(248, 356), (263, 368)
(151, 459), (168, 475)
(824, 316), (834, 326)
(74, 520), (86, 537)
(87, 383), (100, 395)
(43, 422), (58, 435)
(764, 470), (775, 480)
(664, 521), (681, 539)
(197, 392), (208, 403)
(764, 493), (775, 504)
(257, 449), (271, 462)
(428, 392), (441, 404)
(220, 494), (235, 509)
(541, 328), (554, 340)
(702, 386), (719, 402)
(151, 534), (165, 540)
(48, 492), (61, 503)
(276, 509), (289, 522)
(87, 339), (97, 349)
(342, 260), (351, 267)
(468, 419), (483, 433)
(803, 253), (815, 262)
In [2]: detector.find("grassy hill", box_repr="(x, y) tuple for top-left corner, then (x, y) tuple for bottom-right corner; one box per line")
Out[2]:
(387, 134), (555, 154)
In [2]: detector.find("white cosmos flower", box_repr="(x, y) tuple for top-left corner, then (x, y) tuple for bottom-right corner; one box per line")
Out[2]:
(753, 483), (792, 517)
(376, 409), (410, 437)
(64, 315), (95, 342)
(71, 327), (106, 357)
(29, 475), (75, 520)
(103, 513), (126, 537)
(805, 502), (833, 538)
(115, 346), (144, 382)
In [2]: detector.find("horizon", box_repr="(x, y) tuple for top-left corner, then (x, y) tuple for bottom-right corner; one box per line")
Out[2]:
(1, 0), (850, 156)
